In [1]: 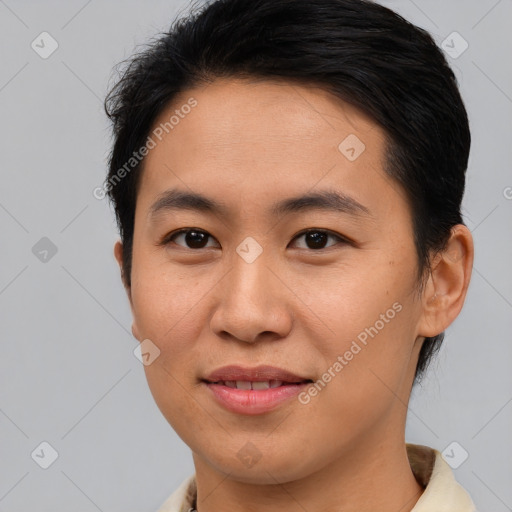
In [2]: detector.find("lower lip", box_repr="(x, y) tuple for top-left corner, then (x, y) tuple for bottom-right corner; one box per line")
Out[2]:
(203, 382), (310, 415)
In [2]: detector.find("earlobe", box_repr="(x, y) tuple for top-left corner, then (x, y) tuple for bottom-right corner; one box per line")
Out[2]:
(131, 323), (141, 341)
(417, 225), (474, 338)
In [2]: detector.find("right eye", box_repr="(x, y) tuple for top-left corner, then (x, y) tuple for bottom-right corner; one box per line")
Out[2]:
(161, 228), (220, 250)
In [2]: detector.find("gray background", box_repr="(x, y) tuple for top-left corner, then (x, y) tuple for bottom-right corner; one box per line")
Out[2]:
(0, 0), (511, 511)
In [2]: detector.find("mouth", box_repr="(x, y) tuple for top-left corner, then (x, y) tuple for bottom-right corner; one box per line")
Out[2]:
(201, 365), (314, 415)
(202, 379), (312, 390)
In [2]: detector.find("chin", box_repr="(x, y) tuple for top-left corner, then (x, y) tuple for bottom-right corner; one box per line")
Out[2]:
(193, 440), (320, 484)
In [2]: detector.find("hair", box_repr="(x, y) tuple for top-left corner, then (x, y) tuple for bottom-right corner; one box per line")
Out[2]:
(103, 0), (471, 384)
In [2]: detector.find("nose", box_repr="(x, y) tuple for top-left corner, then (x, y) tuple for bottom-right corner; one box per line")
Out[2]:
(209, 252), (293, 344)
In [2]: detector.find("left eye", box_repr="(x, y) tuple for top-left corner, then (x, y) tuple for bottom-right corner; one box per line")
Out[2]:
(290, 229), (346, 250)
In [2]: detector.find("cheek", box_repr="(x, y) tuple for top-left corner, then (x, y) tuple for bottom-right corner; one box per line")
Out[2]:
(289, 254), (409, 338)
(130, 262), (224, 390)
(295, 256), (419, 399)
(131, 260), (209, 343)
(143, 360), (210, 452)
(131, 267), (212, 426)
(297, 310), (416, 449)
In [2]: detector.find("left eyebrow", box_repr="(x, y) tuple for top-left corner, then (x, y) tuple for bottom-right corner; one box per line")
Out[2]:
(148, 187), (372, 221)
(270, 189), (372, 218)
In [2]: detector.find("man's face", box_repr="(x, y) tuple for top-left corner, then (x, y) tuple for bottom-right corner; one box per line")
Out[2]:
(120, 77), (428, 482)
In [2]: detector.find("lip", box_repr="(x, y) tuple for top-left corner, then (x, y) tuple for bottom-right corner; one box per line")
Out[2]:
(202, 365), (312, 415)
(203, 381), (311, 415)
(204, 364), (310, 383)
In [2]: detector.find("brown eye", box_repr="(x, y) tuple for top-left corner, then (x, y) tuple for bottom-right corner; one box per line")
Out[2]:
(291, 229), (347, 250)
(165, 229), (219, 249)
(161, 228), (349, 251)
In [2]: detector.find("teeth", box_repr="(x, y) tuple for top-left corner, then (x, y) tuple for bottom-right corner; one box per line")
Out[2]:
(216, 380), (287, 389)
(251, 381), (270, 390)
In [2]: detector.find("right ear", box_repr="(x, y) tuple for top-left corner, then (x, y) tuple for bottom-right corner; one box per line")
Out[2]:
(114, 240), (141, 341)
(114, 240), (130, 299)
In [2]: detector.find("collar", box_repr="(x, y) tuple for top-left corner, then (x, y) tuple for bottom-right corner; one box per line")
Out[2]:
(156, 443), (476, 512)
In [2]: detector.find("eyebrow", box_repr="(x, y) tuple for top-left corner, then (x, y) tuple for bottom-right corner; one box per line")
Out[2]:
(148, 187), (372, 221)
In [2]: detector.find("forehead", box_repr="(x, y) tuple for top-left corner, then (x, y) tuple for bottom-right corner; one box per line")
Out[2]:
(136, 77), (407, 223)
(151, 76), (381, 156)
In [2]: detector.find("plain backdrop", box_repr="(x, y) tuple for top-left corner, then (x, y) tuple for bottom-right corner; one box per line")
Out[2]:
(0, 1), (511, 511)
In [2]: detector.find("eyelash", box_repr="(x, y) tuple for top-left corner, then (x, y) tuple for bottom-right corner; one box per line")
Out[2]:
(158, 228), (352, 251)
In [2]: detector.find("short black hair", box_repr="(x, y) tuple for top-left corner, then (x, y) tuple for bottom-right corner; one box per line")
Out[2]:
(103, 0), (471, 384)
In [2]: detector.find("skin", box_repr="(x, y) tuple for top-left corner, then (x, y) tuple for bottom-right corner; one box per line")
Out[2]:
(114, 77), (473, 512)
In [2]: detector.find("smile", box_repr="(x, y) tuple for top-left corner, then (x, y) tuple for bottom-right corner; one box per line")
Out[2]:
(209, 379), (307, 389)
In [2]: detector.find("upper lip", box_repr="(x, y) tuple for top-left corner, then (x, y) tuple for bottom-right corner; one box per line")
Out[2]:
(203, 365), (311, 383)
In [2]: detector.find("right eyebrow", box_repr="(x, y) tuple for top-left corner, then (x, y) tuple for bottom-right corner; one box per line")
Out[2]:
(149, 188), (230, 220)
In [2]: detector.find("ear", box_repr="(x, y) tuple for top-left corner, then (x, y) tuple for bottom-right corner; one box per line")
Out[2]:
(417, 224), (474, 338)
(114, 240), (129, 293)
(114, 240), (141, 341)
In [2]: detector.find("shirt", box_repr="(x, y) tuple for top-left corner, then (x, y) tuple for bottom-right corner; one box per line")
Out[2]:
(156, 443), (477, 512)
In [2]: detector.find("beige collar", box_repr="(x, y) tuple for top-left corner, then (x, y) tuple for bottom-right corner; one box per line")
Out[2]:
(157, 443), (476, 512)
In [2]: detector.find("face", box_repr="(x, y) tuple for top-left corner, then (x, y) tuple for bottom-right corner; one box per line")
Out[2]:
(118, 77), (433, 483)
